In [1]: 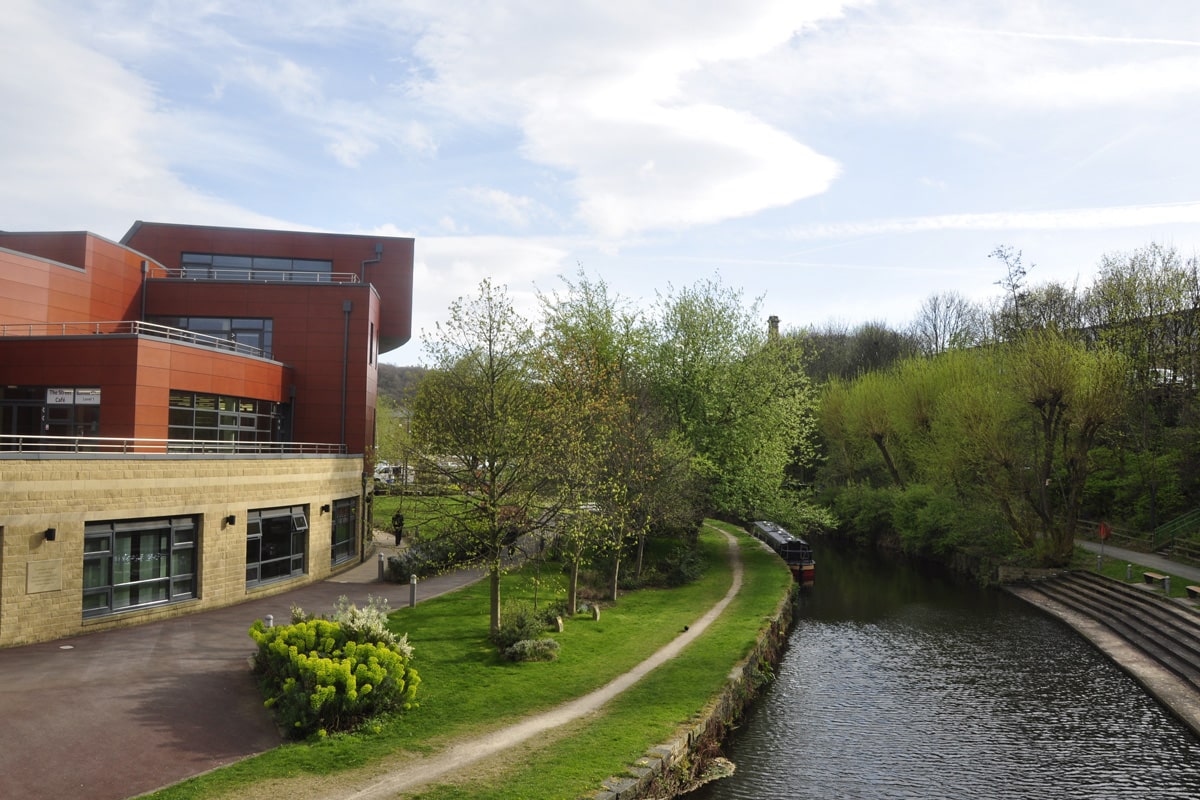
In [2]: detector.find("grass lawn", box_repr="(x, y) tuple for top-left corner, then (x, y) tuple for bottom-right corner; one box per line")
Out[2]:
(143, 521), (793, 799)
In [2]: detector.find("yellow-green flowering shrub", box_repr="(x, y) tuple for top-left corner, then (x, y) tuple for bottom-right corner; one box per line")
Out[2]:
(249, 606), (420, 738)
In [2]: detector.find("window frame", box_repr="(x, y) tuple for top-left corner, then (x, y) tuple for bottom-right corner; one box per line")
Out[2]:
(83, 516), (198, 619)
(246, 505), (309, 587)
(330, 497), (358, 566)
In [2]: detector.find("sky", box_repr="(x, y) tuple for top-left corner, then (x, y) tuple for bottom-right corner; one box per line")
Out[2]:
(4, 0), (1200, 365)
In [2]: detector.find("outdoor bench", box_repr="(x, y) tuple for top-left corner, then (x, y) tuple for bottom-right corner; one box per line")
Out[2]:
(1143, 571), (1169, 589)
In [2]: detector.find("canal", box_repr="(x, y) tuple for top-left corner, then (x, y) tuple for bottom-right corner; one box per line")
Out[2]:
(689, 544), (1200, 799)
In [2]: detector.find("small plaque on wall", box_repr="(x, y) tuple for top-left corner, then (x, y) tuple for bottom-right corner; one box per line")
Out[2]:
(27, 560), (63, 594)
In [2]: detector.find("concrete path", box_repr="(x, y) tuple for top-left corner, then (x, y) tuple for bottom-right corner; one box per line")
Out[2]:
(1078, 539), (1200, 584)
(324, 528), (743, 800)
(0, 539), (483, 800)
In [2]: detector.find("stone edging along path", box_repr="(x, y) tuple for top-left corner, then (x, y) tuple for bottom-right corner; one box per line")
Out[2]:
(319, 524), (794, 800)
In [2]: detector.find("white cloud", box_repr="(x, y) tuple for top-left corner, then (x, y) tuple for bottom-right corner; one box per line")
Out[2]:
(404, 1), (853, 236)
(459, 187), (541, 228)
(718, 3), (1200, 118)
(0, 1), (288, 237)
(788, 201), (1200, 240)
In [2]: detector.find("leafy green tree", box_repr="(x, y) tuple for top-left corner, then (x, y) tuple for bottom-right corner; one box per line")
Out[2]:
(373, 393), (408, 470)
(842, 369), (906, 489)
(925, 333), (1127, 564)
(1083, 243), (1200, 525)
(408, 280), (554, 636)
(646, 278), (817, 520)
(538, 273), (702, 604)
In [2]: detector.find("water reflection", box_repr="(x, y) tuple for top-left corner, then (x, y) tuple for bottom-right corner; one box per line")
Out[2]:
(690, 545), (1200, 799)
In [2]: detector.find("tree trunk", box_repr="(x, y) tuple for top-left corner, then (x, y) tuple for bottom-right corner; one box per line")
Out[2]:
(609, 552), (621, 602)
(568, 559), (580, 616)
(871, 433), (904, 488)
(489, 562), (502, 636)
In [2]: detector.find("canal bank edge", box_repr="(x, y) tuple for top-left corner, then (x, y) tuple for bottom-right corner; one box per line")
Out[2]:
(589, 582), (799, 800)
(1005, 582), (1200, 739)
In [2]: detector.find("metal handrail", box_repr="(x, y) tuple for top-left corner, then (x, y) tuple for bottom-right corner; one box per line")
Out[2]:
(0, 320), (270, 359)
(0, 434), (346, 456)
(1152, 508), (1200, 551)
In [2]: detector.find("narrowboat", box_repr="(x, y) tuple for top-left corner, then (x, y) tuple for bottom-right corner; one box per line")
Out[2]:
(750, 520), (815, 586)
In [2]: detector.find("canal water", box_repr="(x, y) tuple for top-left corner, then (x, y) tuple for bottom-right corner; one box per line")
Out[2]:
(689, 544), (1200, 799)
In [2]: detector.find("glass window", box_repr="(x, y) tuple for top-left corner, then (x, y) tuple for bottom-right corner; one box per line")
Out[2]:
(246, 506), (308, 587)
(165, 391), (279, 445)
(83, 517), (197, 619)
(179, 253), (332, 282)
(330, 498), (358, 566)
(147, 316), (274, 359)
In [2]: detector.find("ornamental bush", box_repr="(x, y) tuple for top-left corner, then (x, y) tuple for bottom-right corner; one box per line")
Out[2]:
(249, 599), (420, 738)
(503, 638), (560, 662)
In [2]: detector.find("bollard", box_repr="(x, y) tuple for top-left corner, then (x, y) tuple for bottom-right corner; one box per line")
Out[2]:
(1166, 576), (1171, 595)
(1097, 555), (1102, 571)
(1126, 563), (1133, 582)
(409, 573), (417, 608)
(265, 614), (274, 629)
(378, 551), (386, 581)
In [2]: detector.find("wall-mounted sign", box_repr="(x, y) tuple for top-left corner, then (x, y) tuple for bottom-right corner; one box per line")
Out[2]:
(75, 388), (101, 405)
(27, 559), (63, 593)
(45, 388), (101, 405)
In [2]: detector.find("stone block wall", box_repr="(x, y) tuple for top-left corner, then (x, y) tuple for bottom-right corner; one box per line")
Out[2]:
(0, 454), (364, 647)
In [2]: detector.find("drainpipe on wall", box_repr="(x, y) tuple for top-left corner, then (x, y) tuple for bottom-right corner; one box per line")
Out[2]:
(341, 299), (352, 448)
(140, 260), (148, 322)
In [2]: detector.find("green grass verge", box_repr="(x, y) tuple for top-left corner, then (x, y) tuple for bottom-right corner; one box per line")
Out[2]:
(1073, 546), (1196, 599)
(142, 521), (793, 799)
(406, 521), (792, 799)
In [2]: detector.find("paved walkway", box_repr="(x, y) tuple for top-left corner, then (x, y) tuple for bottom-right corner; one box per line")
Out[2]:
(1078, 539), (1200, 584)
(0, 537), (484, 800)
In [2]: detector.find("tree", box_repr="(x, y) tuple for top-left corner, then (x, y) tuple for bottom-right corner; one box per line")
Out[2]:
(646, 278), (818, 520)
(927, 332), (1127, 564)
(537, 273), (702, 606)
(799, 320), (916, 382)
(842, 369), (905, 488)
(1082, 243), (1200, 526)
(908, 291), (983, 356)
(373, 393), (408, 470)
(990, 245), (1029, 340)
(408, 280), (554, 636)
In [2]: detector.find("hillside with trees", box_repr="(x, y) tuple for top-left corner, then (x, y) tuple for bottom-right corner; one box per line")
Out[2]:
(808, 242), (1200, 569)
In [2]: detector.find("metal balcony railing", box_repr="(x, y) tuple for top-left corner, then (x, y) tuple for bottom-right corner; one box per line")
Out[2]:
(148, 265), (360, 283)
(0, 434), (346, 456)
(0, 320), (270, 359)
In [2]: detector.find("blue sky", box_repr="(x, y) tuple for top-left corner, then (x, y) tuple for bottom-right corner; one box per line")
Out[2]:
(5, 1), (1200, 364)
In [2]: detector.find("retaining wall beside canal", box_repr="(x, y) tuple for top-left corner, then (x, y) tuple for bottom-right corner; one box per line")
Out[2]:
(590, 584), (799, 800)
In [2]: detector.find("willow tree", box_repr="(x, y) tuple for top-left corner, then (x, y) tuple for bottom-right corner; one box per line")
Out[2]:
(409, 279), (554, 636)
(933, 331), (1127, 564)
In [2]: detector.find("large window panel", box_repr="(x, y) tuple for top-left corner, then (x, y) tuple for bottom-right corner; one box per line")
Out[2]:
(83, 516), (197, 619)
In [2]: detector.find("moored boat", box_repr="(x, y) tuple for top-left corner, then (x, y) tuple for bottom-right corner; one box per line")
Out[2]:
(750, 520), (815, 586)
